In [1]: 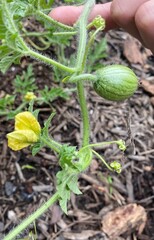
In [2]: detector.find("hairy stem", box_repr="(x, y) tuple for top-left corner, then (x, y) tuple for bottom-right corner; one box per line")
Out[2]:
(22, 31), (77, 37)
(77, 81), (90, 147)
(41, 136), (61, 153)
(82, 26), (103, 68)
(4, 192), (59, 240)
(81, 140), (123, 150)
(76, 0), (95, 147)
(28, 49), (76, 73)
(37, 10), (74, 31)
(76, 0), (95, 72)
(69, 73), (97, 83)
(92, 149), (113, 171)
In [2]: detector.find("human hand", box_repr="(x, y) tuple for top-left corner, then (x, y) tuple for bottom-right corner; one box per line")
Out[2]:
(49, 0), (154, 54)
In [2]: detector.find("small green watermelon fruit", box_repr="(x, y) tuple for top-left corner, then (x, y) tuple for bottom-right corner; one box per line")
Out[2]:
(93, 65), (138, 101)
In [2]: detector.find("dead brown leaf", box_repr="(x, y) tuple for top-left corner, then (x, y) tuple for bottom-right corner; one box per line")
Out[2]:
(141, 79), (154, 95)
(101, 203), (147, 238)
(124, 36), (144, 65)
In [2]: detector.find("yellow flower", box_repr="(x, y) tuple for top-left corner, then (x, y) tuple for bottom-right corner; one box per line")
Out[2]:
(7, 111), (41, 151)
(15, 111), (41, 134)
(7, 130), (39, 151)
(24, 92), (37, 101)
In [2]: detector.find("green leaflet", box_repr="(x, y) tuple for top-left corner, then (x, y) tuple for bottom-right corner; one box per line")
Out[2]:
(31, 141), (45, 156)
(57, 145), (92, 213)
(0, 51), (22, 73)
(0, 95), (15, 110)
(56, 167), (82, 214)
(39, 86), (69, 105)
(14, 64), (38, 94)
(28, 0), (54, 10)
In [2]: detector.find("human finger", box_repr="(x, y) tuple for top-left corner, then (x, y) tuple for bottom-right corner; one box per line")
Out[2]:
(135, 0), (154, 54)
(111, 0), (149, 41)
(49, 3), (118, 30)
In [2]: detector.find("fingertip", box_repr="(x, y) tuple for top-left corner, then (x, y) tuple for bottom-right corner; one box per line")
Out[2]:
(49, 3), (117, 30)
(49, 6), (83, 25)
(135, 0), (154, 53)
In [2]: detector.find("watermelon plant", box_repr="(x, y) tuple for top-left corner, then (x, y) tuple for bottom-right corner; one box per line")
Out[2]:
(0, 0), (138, 239)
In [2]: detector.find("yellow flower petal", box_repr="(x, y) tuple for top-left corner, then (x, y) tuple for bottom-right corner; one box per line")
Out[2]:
(7, 130), (39, 151)
(15, 111), (41, 135)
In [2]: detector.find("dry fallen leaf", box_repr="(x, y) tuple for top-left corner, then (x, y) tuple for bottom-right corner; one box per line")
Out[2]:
(141, 79), (154, 95)
(102, 203), (147, 238)
(124, 36), (144, 65)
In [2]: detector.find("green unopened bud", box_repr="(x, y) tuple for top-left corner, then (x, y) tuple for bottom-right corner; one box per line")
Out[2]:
(110, 161), (122, 174)
(88, 16), (105, 30)
(24, 92), (37, 101)
(93, 16), (105, 29)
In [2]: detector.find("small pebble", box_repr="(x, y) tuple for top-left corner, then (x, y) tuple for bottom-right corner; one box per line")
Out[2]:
(8, 210), (17, 222)
(4, 181), (16, 197)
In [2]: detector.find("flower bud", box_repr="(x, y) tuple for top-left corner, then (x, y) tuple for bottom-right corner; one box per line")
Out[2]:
(110, 161), (122, 173)
(24, 92), (37, 101)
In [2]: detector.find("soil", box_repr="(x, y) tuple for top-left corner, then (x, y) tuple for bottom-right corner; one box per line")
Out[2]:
(0, 1), (154, 240)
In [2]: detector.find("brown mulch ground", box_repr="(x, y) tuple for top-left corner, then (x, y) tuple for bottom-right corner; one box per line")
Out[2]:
(0, 2), (154, 240)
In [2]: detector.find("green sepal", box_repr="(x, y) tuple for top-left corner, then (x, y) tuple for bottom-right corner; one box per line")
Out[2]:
(31, 141), (45, 156)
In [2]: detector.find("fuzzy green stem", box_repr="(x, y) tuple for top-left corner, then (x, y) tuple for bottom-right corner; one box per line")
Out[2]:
(22, 30), (77, 37)
(81, 140), (123, 150)
(0, 111), (9, 116)
(75, 0), (95, 147)
(69, 73), (97, 83)
(0, 102), (27, 117)
(15, 102), (27, 112)
(28, 49), (76, 73)
(36, 10), (74, 31)
(41, 136), (62, 153)
(53, 31), (77, 36)
(22, 31), (51, 37)
(82, 26), (103, 68)
(77, 82), (90, 147)
(4, 192), (59, 240)
(27, 38), (50, 51)
(76, 0), (95, 72)
(92, 149), (113, 171)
